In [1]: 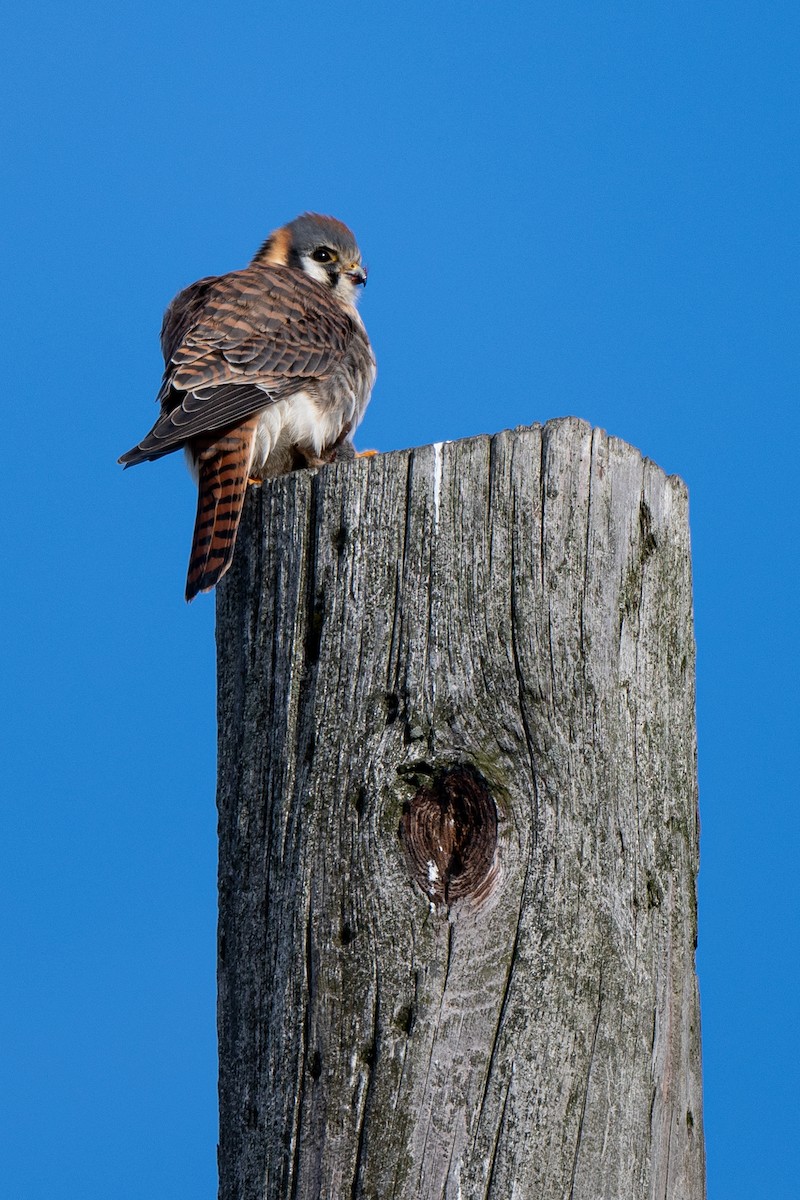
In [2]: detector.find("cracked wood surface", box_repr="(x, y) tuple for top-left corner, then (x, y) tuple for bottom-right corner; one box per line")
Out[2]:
(215, 417), (705, 1200)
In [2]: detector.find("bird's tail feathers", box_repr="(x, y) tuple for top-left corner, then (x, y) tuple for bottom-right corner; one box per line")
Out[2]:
(185, 419), (258, 601)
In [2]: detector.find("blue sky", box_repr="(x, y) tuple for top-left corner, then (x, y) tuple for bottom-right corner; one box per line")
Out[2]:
(2, 2), (797, 1196)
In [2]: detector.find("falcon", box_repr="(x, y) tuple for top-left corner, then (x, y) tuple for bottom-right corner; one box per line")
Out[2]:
(119, 213), (376, 600)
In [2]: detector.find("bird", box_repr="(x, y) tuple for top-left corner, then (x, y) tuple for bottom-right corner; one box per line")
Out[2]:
(119, 212), (376, 600)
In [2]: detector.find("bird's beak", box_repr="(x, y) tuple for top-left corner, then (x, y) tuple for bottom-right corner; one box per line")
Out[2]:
(346, 264), (367, 286)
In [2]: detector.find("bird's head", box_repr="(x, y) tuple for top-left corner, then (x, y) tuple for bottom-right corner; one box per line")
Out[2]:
(255, 213), (368, 308)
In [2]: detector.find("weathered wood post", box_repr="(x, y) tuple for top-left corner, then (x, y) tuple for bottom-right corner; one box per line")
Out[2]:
(215, 417), (704, 1200)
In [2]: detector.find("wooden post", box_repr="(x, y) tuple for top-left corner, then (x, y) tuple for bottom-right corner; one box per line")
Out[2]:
(215, 417), (704, 1200)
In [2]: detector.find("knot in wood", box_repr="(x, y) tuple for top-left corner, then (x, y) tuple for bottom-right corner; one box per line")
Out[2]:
(400, 764), (498, 907)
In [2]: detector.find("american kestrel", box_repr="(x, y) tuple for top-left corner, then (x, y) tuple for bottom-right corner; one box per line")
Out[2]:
(119, 213), (376, 600)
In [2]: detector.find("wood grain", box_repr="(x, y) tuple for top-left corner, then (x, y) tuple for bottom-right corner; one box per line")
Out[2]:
(216, 417), (705, 1200)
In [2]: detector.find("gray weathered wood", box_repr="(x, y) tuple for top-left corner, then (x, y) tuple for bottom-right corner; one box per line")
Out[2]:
(215, 417), (705, 1200)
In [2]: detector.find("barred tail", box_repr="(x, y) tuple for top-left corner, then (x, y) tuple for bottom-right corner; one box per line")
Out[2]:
(185, 419), (258, 601)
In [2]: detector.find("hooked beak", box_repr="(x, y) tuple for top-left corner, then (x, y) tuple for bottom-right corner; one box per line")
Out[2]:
(345, 264), (367, 287)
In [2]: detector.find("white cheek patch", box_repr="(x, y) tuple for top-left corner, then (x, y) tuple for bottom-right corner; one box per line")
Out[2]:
(300, 257), (332, 288)
(299, 255), (362, 309)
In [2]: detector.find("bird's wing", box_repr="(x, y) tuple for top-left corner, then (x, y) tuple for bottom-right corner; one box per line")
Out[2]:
(119, 265), (355, 465)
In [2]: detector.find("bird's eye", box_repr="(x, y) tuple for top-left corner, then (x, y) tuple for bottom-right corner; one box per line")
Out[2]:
(311, 247), (336, 263)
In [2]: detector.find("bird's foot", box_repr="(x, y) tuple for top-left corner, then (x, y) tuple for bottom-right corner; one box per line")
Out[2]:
(355, 449), (378, 458)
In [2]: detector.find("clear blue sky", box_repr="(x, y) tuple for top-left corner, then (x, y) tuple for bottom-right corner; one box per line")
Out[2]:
(2, 2), (797, 1196)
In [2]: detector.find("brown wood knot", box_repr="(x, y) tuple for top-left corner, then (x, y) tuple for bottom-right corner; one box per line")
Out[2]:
(399, 764), (498, 908)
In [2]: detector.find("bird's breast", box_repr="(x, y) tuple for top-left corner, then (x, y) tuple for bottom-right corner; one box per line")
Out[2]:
(250, 329), (375, 476)
(251, 391), (326, 471)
